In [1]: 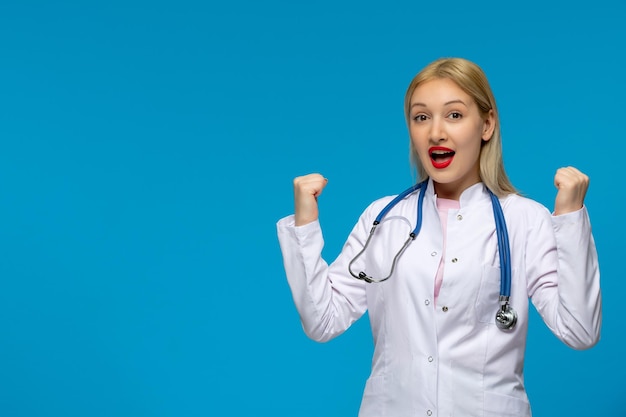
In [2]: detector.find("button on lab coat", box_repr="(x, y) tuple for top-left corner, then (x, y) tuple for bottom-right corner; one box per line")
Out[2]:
(276, 181), (601, 417)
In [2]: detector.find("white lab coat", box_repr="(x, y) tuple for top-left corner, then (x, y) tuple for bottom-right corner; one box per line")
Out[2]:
(276, 180), (601, 417)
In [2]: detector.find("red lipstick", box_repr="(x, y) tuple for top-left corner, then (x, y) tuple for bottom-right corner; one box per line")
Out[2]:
(429, 146), (455, 169)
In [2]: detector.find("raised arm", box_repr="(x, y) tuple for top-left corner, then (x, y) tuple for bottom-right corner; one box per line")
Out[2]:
(528, 167), (601, 349)
(277, 174), (369, 342)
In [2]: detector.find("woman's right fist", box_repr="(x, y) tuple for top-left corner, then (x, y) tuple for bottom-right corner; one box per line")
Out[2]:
(293, 173), (328, 226)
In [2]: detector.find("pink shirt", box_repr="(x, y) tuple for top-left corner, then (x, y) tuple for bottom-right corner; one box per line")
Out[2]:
(434, 197), (460, 304)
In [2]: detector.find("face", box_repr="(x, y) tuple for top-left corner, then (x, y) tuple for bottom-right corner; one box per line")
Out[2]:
(409, 78), (494, 200)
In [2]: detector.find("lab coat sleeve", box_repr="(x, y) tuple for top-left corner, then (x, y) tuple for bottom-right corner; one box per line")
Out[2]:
(276, 205), (376, 342)
(526, 206), (602, 349)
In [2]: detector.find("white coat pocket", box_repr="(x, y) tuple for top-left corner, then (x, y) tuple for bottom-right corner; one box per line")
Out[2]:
(475, 265), (501, 323)
(483, 391), (531, 416)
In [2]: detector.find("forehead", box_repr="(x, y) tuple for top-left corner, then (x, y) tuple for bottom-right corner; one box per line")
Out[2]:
(410, 78), (473, 106)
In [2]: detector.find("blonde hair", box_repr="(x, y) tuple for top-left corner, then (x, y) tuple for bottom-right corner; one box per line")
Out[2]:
(404, 57), (517, 197)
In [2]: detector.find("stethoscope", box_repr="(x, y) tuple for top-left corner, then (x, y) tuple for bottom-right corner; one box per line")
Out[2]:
(347, 179), (518, 330)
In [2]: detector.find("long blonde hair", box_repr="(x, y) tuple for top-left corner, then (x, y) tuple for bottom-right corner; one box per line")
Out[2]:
(404, 58), (517, 197)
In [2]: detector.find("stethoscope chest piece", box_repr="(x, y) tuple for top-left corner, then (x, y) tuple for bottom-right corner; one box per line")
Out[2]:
(495, 303), (517, 330)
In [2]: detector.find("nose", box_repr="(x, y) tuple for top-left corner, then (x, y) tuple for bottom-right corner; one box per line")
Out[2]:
(430, 117), (446, 142)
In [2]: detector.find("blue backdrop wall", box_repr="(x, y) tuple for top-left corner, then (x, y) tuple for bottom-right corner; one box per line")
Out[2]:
(0, 0), (623, 415)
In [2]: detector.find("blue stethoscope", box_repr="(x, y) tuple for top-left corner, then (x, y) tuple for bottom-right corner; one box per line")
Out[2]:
(347, 179), (518, 330)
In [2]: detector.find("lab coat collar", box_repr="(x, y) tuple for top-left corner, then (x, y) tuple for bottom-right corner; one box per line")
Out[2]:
(425, 178), (491, 208)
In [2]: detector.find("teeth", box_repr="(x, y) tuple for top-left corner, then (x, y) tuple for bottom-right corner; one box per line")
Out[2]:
(431, 150), (454, 156)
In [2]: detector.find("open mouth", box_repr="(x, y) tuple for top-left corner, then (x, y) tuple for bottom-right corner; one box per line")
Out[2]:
(429, 147), (455, 169)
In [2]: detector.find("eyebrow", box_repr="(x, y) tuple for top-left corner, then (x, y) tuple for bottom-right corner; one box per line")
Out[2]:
(411, 99), (468, 108)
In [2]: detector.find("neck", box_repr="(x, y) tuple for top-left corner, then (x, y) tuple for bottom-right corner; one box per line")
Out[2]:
(433, 179), (481, 201)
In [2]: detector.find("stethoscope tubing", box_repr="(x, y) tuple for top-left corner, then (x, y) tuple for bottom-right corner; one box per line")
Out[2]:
(490, 192), (511, 298)
(374, 180), (428, 237)
(349, 180), (428, 283)
(348, 179), (516, 329)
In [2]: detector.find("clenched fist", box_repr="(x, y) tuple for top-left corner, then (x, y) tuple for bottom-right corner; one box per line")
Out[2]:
(293, 173), (328, 226)
(554, 167), (589, 216)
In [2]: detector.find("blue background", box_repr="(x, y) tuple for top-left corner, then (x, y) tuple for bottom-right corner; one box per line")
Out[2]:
(0, 0), (624, 415)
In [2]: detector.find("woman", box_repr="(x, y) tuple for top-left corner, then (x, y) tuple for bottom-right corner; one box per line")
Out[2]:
(276, 57), (601, 417)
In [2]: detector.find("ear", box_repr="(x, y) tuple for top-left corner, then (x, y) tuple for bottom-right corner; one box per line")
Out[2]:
(482, 109), (495, 141)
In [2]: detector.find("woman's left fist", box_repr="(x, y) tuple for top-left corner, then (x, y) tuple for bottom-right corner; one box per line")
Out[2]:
(554, 166), (589, 215)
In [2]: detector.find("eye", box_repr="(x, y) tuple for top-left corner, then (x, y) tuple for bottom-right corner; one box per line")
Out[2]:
(448, 112), (463, 119)
(413, 114), (428, 122)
